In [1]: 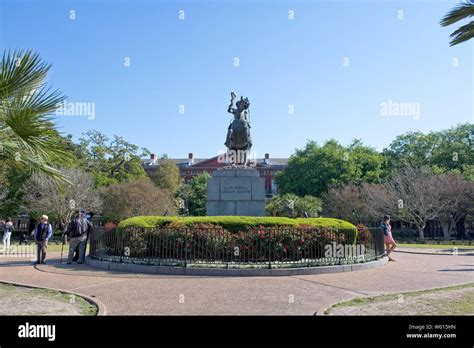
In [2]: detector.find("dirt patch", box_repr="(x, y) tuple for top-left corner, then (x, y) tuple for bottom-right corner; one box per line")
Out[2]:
(0, 283), (97, 315)
(327, 285), (474, 315)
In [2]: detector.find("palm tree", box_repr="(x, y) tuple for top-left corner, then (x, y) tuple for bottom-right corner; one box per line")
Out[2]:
(0, 50), (72, 179)
(440, 2), (474, 46)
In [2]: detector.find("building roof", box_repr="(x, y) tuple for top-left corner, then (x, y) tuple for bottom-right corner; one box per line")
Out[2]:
(140, 156), (288, 169)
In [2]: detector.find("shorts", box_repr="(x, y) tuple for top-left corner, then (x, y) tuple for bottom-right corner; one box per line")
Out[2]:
(384, 232), (396, 244)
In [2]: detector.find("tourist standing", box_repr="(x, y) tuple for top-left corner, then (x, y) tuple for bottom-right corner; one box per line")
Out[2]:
(34, 215), (52, 264)
(2, 218), (14, 252)
(65, 210), (92, 264)
(381, 215), (397, 262)
(19, 233), (28, 245)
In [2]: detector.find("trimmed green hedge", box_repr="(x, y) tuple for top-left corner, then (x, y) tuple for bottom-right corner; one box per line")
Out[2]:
(118, 216), (356, 232)
(97, 217), (368, 265)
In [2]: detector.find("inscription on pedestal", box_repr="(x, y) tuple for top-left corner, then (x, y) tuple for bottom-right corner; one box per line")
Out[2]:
(220, 178), (252, 201)
(207, 169), (265, 216)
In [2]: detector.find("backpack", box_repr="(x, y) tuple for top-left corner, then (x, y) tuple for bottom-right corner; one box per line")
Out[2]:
(71, 218), (88, 238)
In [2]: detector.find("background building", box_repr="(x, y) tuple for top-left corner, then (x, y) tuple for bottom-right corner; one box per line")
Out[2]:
(141, 153), (288, 198)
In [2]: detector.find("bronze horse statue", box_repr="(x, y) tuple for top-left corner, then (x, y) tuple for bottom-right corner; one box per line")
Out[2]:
(225, 92), (252, 164)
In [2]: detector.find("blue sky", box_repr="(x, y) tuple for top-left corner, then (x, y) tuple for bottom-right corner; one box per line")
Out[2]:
(1, 0), (472, 158)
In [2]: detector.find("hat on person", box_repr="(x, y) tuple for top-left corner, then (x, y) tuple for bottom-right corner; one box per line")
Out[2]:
(40, 215), (48, 221)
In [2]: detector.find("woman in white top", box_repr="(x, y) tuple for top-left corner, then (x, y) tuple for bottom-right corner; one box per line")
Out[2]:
(2, 218), (14, 251)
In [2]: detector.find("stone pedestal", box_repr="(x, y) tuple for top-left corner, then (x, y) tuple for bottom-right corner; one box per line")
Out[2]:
(206, 167), (265, 216)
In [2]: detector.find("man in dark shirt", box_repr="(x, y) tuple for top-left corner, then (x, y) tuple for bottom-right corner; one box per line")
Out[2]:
(34, 215), (52, 264)
(64, 210), (92, 264)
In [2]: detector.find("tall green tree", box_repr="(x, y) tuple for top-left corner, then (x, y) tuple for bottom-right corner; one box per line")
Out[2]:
(440, 2), (474, 46)
(383, 124), (474, 178)
(154, 158), (181, 193)
(77, 130), (148, 187)
(275, 139), (385, 197)
(176, 172), (210, 216)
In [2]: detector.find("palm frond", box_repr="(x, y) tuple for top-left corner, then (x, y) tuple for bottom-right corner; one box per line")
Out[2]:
(448, 20), (474, 46)
(0, 49), (72, 181)
(440, 3), (474, 46)
(0, 50), (51, 100)
(440, 3), (474, 26)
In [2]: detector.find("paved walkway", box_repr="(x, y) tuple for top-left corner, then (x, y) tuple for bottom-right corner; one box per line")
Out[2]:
(0, 250), (473, 315)
(397, 246), (474, 256)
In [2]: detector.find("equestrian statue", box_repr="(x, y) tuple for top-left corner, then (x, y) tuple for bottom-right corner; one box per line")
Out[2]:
(224, 92), (252, 165)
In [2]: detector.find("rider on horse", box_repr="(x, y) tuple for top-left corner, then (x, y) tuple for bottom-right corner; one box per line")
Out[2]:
(225, 92), (252, 153)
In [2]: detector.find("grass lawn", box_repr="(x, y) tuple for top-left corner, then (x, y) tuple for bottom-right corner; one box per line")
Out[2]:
(0, 282), (97, 315)
(22, 242), (90, 253)
(325, 283), (474, 315)
(46, 243), (71, 252)
(48, 243), (90, 253)
(399, 243), (474, 249)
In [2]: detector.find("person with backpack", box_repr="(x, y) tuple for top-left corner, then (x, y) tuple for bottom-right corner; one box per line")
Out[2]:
(65, 210), (92, 264)
(381, 215), (397, 262)
(2, 218), (14, 252)
(33, 215), (52, 264)
(71, 211), (94, 262)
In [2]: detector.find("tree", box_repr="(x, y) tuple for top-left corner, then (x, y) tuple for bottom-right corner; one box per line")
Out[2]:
(382, 131), (436, 169)
(154, 158), (181, 193)
(77, 130), (148, 187)
(296, 195), (323, 218)
(0, 50), (73, 180)
(436, 173), (474, 238)
(23, 168), (102, 232)
(275, 139), (385, 197)
(383, 124), (474, 178)
(440, 2), (474, 46)
(431, 124), (474, 178)
(100, 178), (176, 222)
(266, 193), (322, 218)
(323, 184), (375, 224)
(0, 165), (32, 217)
(0, 170), (8, 208)
(176, 172), (210, 216)
(363, 166), (450, 239)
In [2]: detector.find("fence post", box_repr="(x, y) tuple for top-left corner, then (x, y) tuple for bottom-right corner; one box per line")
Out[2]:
(184, 228), (188, 268)
(119, 228), (123, 263)
(268, 228), (272, 269)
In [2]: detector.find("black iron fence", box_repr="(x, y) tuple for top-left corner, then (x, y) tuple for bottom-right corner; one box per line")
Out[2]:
(89, 226), (385, 269)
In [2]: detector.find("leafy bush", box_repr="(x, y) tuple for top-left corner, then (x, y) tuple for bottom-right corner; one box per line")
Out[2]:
(104, 222), (117, 232)
(356, 223), (373, 246)
(265, 193), (322, 217)
(118, 216), (356, 232)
